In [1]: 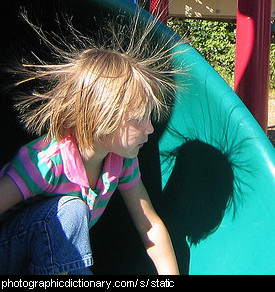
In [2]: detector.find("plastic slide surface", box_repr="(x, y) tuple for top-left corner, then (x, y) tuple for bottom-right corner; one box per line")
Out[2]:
(98, 0), (275, 275)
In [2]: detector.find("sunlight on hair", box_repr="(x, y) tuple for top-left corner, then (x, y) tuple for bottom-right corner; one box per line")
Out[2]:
(12, 7), (187, 158)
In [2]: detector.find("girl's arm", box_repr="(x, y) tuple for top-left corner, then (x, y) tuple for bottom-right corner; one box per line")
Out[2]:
(0, 175), (23, 215)
(120, 179), (179, 275)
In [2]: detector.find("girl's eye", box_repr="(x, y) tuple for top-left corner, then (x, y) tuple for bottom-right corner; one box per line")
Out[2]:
(130, 118), (142, 125)
(129, 117), (150, 126)
(126, 112), (151, 126)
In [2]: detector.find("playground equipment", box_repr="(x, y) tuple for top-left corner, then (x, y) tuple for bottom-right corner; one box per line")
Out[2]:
(169, 0), (275, 21)
(153, 0), (273, 132)
(234, 0), (272, 131)
(0, 0), (275, 275)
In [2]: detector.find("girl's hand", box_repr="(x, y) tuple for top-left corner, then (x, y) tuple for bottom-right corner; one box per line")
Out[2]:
(120, 180), (179, 275)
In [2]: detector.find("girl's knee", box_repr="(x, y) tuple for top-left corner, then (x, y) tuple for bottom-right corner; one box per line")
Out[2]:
(56, 196), (90, 225)
(28, 196), (92, 274)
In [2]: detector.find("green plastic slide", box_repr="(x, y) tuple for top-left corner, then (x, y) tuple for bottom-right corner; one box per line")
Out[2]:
(97, 0), (275, 275)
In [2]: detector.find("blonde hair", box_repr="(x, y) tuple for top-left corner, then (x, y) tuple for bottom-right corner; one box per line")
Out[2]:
(14, 11), (183, 157)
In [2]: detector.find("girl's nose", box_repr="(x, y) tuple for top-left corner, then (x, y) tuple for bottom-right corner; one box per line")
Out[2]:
(145, 120), (154, 135)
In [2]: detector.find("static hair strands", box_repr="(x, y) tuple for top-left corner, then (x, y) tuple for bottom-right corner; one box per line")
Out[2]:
(12, 9), (185, 157)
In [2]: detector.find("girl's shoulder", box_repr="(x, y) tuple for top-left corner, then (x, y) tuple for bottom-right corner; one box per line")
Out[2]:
(3, 135), (64, 198)
(25, 134), (58, 151)
(121, 156), (139, 171)
(23, 135), (63, 161)
(107, 153), (138, 173)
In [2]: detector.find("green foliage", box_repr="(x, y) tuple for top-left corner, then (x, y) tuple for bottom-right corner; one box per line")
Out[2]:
(168, 18), (236, 86)
(270, 43), (275, 90)
(168, 18), (275, 91)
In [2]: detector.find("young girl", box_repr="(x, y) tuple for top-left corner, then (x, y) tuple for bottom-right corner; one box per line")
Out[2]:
(0, 14), (180, 275)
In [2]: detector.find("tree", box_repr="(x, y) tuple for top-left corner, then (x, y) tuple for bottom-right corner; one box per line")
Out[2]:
(168, 18), (235, 87)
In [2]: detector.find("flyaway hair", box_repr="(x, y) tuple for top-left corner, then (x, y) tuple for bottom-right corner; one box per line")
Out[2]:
(12, 9), (185, 158)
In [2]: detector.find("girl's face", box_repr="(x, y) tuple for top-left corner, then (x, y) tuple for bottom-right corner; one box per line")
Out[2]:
(100, 117), (154, 158)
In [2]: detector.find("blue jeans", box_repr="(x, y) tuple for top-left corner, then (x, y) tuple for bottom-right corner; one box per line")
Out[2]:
(0, 196), (93, 275)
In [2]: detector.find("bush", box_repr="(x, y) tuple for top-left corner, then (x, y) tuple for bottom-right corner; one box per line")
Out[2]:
(270, 43), (275, 90)
(168, 18), (274, 90)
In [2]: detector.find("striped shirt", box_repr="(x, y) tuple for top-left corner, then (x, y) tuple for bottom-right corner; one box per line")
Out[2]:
(0, 135), (141, 228)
